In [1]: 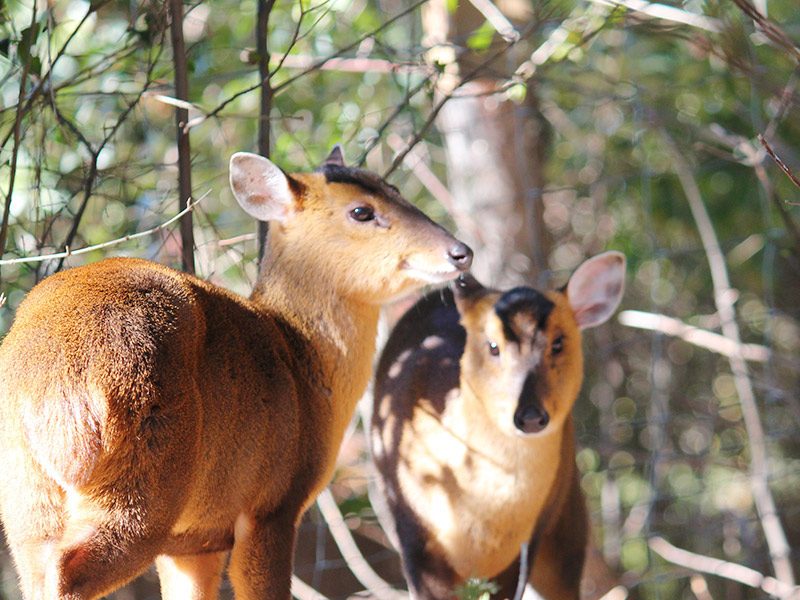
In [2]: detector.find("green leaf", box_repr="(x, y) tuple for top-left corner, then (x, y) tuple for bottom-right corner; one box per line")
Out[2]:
(466, 20), (495, 52)
(446, 0), (458, 13)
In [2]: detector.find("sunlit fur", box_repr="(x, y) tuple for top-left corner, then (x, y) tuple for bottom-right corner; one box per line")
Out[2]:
(0, 151), (471, 600)
(371, 253), (625, 600)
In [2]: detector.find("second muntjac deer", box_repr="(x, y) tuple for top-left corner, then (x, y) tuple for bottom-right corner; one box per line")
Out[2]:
(370, 252), (625, 599)
(0, 147), (472, 600)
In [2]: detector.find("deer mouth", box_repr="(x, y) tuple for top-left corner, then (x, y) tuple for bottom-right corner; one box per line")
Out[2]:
(400, 260), (464, 284)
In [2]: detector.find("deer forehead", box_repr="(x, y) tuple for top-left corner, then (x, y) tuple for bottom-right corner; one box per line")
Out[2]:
(292, 168), (412, 212)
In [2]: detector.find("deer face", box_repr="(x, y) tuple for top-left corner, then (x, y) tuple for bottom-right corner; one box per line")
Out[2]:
(230, 148), (472, 305)
(454, 252), (625, 438)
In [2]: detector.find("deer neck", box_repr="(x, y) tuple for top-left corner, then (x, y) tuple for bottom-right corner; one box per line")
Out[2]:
(250, 241), (379, 439)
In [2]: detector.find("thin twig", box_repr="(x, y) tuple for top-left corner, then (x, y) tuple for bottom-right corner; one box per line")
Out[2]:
(0, 192), (209, 267)
(0, 2), (38, 281)
(663, 132), (795, 590)
(315, 488), (406, 600)
(55, 75), (156, 272)
(731, 0), (800, 62)
(618, 310), (770, 362)
(649, 536), (800, 599)
(758, 134), (800, 195)
(186, 0), (429, 129)
(385, 30), (531, 177)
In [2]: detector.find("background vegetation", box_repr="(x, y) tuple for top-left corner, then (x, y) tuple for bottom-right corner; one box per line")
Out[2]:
(1, 0), (799, 598)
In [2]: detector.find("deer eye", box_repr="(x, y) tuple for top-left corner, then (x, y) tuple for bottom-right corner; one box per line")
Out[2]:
(552, 334), (564, 355)
(488, 341), (500, 357)
(349, 205), (375, 222)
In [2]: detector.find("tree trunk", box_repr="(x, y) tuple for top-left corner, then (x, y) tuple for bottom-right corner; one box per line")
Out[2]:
(423, 0), (550, 289)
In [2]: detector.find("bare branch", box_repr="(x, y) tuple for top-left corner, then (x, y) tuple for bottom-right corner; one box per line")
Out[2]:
(168, 0), (196, 275)
(315, 488), (407, 600)
(466, 0), (519, 42)
(663, 132), (795, 589)
(291, 575), (330, 600)
(585, 0), (722, 33)
(618, 310), (771, 362)
(257, 0), (277, 259)
(0, 3), (38, 281)
(0, 192), (209, 267)
(758, 134), (800, 195)
(186, 0), (429, 129)
(731, 0), (800, 62)
(649, 536), (800, 599)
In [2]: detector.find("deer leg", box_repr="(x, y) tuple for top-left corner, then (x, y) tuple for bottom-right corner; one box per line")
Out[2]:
(227, 510), (297, 600)
(156, 552), (228, 600)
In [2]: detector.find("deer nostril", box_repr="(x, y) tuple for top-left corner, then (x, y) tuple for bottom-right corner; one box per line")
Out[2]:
(447, 242), (473, 270)
(514, 405), (549, 434)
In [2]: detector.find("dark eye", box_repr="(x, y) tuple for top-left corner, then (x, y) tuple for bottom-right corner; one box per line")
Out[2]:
(552, 335), (564, 355)
(349, 205), (375, 222)
(488, 341), (500, 357)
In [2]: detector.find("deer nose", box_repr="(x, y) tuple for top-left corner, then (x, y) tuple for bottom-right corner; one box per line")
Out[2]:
(513, 405), (550, 434)
(447, 242), (473, 271)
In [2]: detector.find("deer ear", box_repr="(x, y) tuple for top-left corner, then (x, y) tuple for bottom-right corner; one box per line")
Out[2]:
(229, 152), (298, 222)
(566, 251), (626, 330)
(322, 144), (346, 168)
(452, 273), (488, 315)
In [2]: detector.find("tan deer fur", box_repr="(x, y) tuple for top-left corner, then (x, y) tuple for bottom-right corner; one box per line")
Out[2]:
(0, 147), (472, 600)
(370, 252), (625, 599)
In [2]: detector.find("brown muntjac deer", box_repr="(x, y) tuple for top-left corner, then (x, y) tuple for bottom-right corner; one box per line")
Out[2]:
(0, 147), (472, 600)
(370, 252), (625, 600)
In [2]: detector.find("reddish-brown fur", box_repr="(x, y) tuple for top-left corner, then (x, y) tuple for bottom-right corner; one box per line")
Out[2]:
(370, 252), (625, 599)
(0, 148), (472, 600)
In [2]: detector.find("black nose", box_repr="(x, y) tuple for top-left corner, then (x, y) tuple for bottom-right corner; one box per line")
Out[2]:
(514, 405), (550, 434)
(447, 242), (473, 271)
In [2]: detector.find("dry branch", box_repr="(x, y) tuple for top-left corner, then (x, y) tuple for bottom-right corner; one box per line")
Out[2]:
(618, 310), (770, 362)
(758, 134), (800, 196)
(186, 0), (430, 131)
(315, 488), (407, 600)
(0, 192), (208, 267)
(291, 575), (330, 600)
(168, 0), (196, 275)
(0, 3), (38, 281)
(649, 536), (800, 599)
(731, 0), (800, 62)
(256, 0), (277, 259)
(663, 132), (795, 589)
(585, 0), (721, 32)
(466, 0), (519, 42)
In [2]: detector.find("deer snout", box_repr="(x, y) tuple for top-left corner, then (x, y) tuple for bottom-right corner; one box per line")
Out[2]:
(447, 242), (473, 271)
(513, 404), (550, 435)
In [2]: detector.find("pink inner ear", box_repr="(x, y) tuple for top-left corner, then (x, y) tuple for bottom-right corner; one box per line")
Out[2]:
(567, 252), (625, 329)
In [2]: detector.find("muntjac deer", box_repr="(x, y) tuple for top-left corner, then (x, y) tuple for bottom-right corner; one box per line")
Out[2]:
(0, 147), (472, 600)
(370, 252), (625, 599)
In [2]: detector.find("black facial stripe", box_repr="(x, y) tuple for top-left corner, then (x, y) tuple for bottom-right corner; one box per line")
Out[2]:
(320, 164), (412, 208)
(494, 286), (554, 343)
